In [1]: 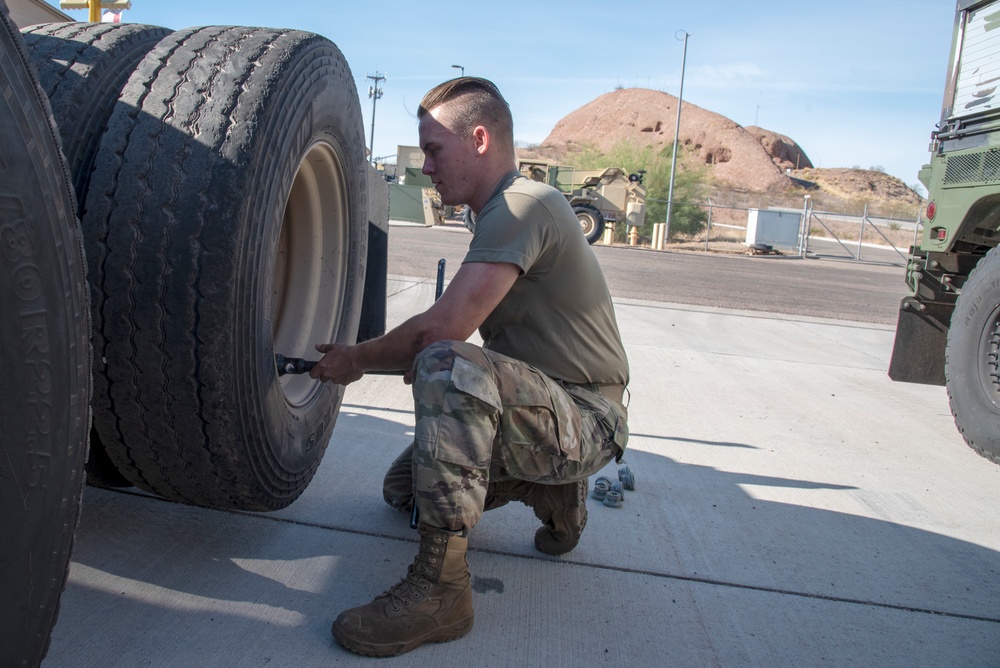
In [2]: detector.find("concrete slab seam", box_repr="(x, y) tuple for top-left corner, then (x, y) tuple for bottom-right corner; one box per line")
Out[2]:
(108, 488), (1000, 627)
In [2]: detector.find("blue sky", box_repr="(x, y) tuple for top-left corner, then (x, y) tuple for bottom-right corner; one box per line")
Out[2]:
(48, 0), (956, 191)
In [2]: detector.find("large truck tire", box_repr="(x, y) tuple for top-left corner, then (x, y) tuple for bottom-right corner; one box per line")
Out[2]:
(945, 246), (1000, 464)
(0, 3), (92, 666)
(22, 21), (171, 489)
(84, 26), (368, 510)
(21, 21), (171, 204)
(573, 203), (605, 245)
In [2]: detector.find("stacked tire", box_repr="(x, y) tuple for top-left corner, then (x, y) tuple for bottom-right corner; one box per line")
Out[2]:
(79, 25), (368, 510)
(0, 5), (91, 666)
(3, 9), (371, 664)
(22, 20), (173, 487)
(22, 23), (368, 511)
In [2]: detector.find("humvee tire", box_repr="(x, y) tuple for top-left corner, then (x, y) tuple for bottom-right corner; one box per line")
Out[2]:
(22, 21), (171, 488)
(945, 246), (1000, 464)
(84, 26), (368, 510)
(573, 203), (606, 245)
(0, 3), (92, 665)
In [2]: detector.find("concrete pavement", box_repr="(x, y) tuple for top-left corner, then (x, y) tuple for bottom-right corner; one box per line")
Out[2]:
(43, 277), (1000, 666)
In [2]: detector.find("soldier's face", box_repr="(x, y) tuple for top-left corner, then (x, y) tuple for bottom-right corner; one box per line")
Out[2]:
(419, 105), (480, 207)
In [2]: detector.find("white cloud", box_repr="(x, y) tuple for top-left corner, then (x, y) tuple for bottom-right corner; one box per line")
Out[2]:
(687, 63), (769, 88)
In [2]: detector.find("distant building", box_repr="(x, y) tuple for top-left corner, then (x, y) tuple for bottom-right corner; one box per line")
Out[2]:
(8, 0), (72, 28)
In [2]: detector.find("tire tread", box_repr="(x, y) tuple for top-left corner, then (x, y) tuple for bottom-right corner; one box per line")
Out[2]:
(86, 26), (366, 509)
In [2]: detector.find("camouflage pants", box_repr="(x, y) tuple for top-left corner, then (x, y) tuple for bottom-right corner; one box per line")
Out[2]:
(411, 340), (628, 533)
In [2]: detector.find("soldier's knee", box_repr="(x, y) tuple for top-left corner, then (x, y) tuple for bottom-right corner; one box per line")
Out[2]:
(414, 340), (484, 381)
(412, 341), (501, 415)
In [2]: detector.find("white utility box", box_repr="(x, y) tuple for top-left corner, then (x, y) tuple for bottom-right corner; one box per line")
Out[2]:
(745, 209), (801, 250)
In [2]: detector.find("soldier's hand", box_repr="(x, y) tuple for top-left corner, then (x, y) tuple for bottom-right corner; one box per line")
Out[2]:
(310, 343), (364, 385)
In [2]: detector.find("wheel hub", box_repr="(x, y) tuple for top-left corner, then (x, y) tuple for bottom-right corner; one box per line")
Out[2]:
(272, 141), (349, 407)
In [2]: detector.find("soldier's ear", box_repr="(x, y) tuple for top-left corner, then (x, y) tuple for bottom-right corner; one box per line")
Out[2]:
(472, 126), (489, 156)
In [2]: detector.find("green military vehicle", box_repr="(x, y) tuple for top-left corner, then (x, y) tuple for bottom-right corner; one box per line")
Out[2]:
(889, 0), (1000, 464)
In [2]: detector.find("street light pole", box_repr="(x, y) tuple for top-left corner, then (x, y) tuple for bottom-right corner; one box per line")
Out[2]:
(366, 72), (385, 165)
(452, 64), (464, 77)
(664, 30), (690, 245)
(799, 194), (811, 257)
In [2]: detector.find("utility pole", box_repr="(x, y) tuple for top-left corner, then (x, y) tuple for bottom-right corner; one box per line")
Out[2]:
(663, 30), (690, 245)
(366, 72), (385, 164)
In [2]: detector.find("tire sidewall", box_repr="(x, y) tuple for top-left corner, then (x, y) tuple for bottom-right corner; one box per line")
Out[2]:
(946, 248), (1000, 459)
(240, 39), (368, 476)
(0, 4), (90, 663)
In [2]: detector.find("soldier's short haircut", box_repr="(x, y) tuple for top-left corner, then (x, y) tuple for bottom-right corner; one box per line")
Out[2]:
(418, 77), (514, 150)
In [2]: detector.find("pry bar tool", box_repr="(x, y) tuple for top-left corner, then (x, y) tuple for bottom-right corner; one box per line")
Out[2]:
(275, 355), (407, 377)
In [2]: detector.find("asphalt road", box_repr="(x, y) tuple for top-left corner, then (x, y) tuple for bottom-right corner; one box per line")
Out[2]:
(388, 223), (908, 326)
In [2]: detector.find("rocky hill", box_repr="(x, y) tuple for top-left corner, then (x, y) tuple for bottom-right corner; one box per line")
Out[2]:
(792, 167), (922, 207)
(520, 87), (921, 211)
(744, 126), (812, 172)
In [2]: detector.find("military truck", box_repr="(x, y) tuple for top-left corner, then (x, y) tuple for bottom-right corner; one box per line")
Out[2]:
(888, 0), (1000, 465)
(518, 160), (647, 244)
(0, 2), (388, 664)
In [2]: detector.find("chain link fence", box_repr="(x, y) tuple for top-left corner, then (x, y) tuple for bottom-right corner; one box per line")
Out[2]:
(607, 190), (922, 265)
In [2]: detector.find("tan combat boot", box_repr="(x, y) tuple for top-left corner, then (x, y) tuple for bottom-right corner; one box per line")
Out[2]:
(331, 524), (474, 657)
(485, 479), (589, 556)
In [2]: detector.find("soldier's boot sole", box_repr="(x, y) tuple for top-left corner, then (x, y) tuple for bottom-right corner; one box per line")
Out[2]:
(331, 601), (473, 658)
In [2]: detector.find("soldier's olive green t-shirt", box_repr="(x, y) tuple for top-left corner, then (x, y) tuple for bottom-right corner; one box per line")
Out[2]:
(464, 171), (629, 386)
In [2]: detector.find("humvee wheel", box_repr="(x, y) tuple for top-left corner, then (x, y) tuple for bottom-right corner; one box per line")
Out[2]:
(573, 203), (606, 245)
(85, 26), (368, 510)
(945, 246), (1000, 464)
(0, 3), (92, 664)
